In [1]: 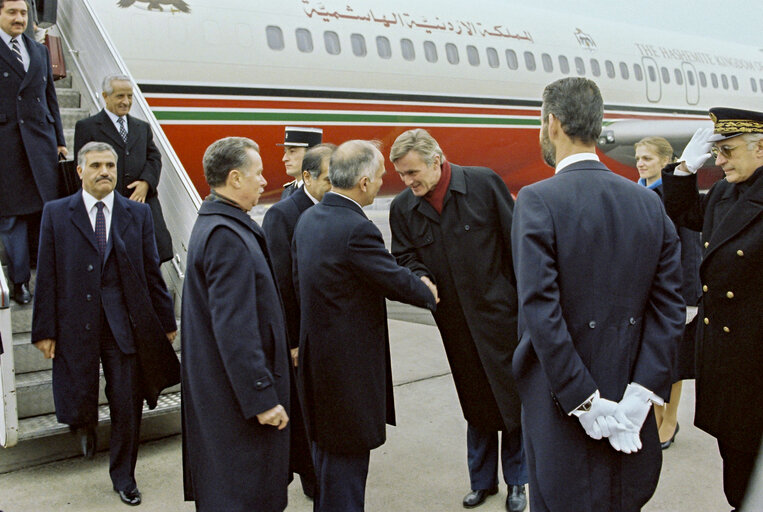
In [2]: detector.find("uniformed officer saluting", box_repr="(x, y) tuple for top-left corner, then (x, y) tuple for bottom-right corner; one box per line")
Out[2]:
(661, 107), (763, 511)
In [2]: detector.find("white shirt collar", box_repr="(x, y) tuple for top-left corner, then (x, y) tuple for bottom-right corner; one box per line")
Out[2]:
(104, 108), (128, 131)
(327, 190), (363, 210)
(82, 189), (115, 213)
(303, 186), (320, 205)
(555, 152), (600, 174)
(0, 29), (18, 47)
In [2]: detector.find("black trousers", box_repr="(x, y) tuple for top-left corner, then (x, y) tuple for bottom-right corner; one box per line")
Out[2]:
(311, 443), (370, 512)
(718, 440), (757, 509)
(100, 322), (143, 492)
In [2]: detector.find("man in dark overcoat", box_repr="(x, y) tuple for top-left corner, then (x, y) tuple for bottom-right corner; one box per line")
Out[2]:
(262, 143), (334, 500)
(293, 140), (437, 511)
(389, 128), (526, 511)
(661, 108), (763, 510)
(31, 141), (177, 506)
(511, 78), (684, 512)
(181, 137), (291, 512)
(74, 74), (173, 262)
(0, 0), (66, 304)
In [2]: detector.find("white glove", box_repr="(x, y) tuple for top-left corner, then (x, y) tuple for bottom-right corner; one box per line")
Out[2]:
(578, 395), (635, 441)
(678, 127), (714, 174)
(610, 383), (654, 453)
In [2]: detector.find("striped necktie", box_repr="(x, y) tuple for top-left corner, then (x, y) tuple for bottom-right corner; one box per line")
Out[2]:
(10, 38), (23, 67)
(95, 202), (107, 258)
(117, 117), (128, 143)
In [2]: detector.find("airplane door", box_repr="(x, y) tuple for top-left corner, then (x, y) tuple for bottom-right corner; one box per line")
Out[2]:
(642, 57), (662, 103)
(682, 62), (700, 105)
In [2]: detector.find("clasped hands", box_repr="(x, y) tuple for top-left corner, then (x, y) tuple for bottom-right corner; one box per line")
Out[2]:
(577, 384), (653, 454)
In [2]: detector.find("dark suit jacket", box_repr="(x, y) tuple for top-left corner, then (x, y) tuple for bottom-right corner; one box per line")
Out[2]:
(31, 192), (176, 426)
(0, 32), (65, 217)
(74, 110), (172, 261)
(262, 186), (314, 349)
(181, 198), (290, 511)
(293, 192), (436, 454)
(511, 160), (684, 511)
(662, 165), (763, 452)
(390, 164), (521, 432)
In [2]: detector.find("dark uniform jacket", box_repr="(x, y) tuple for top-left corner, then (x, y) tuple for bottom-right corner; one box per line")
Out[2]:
(512, 161), (684, 512)
(74, 110), (173, 261)
(390, 164), (521, 432)
(293, 192), (436, 454)
(31, 192), (176, 426)
(662, 164), (763, 453)
(0, 32), (65, 217)
(181, 198), (290, 511)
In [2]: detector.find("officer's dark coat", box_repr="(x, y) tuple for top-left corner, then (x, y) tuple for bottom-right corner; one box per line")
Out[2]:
(181, 199), (290, 511)
(74, 110), (173, 261)
(662, 165), (763, 453)
(31, 192), (176, 426)
(293, 192), (436, 454)
(512, 161), (684, 512)
(390, 164), (520, 432)
(0, 32), (65, 217)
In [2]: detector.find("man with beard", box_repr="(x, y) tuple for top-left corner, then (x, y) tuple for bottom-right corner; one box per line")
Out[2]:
(511, 77), (684, 512)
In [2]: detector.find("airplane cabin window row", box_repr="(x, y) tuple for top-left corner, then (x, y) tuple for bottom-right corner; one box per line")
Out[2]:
(264, 25), (760, 94)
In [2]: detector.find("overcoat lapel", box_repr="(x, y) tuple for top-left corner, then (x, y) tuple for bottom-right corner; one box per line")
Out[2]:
(704, 174), (763, 262)
(68, 193), (99, 253)
(0, 35), (25, 79)
(104, 195), (134, 264)
(16, 34), (40, 91)
(96, 110), (126, 149)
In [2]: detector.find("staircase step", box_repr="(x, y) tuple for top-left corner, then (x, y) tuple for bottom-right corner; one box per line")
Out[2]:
(54, 74), (72, 89)
(60, 107), (90, 131)
(13, 332), (51, 374)
(10, 302), (32, 335)
(55, 88), (81, 109)
(64, 128), (75, 151)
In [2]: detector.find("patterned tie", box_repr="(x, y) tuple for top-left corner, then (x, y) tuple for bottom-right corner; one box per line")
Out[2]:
(10, 38), (23, 67)
(95, 202), (107, 258)
(117, 117), (128, 143)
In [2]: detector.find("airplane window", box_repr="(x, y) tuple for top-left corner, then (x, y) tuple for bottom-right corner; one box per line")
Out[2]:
(524, 51), (536, 71)
(661, 67), (670, 84)
(721, 75), (729, 89)
(633, 63), (643, 81)
(296, 28), (313, 53)
(266, 26), (284, 50)
(542, 53), (553, 73)
(505, 49), (518, 70)
(699, 71), (707, 87)
(590, 58), (601, 77)
(687, 70), (696, 86)
(605, 60), (615, 78)
(674, 69), (683, 85)
(401, 38), (415, 61)
(558, 55), (570, 74)
(424, 41), (438, 63)
(486, 47), (499, 68)
(324, 31), (340, 55)
(575, 57), (585, 75)
(750, 78), (757, 93)
(647, 65), (656, 82)
(619, 62), (629, 80)
(377, 36), (392, 59)
(446, 43), (460, 64)
(351, 33), (367, 57)
(711, 73), (718, 88)
(731, 76), (738, 90)
(467, 45), (480, 66)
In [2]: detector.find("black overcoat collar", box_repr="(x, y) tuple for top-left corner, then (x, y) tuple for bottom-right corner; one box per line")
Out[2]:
(321, 191), (367, 218)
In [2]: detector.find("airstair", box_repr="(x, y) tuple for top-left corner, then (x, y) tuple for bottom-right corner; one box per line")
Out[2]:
(0, 0), (200, 473)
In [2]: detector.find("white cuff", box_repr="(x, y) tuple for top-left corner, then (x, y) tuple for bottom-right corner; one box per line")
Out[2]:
(628, 382), (664, 407)
(686, 306), (699, 324)
(570, 390), (599, 417)
(673, 167), (692, 176)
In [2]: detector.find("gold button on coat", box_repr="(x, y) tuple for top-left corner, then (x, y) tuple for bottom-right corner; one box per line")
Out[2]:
(704, 241), (709, 248)
(703, 285), (708, 292)
(704, 318), (710, 325)
(726, 291), (734, 299)
(737, 250), (744, 256)
(723, 326), (730, 333)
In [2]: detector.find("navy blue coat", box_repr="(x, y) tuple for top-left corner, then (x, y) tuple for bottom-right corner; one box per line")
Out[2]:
(181, 199), (290, 511)
(0, 32), (65, 217)
(31, 192), (176, 426)
(293, 192), (436, 454)
(511, 161), (684, 512)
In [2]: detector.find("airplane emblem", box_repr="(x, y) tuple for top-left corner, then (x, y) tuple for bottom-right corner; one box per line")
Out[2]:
(574, 28), (597, 51)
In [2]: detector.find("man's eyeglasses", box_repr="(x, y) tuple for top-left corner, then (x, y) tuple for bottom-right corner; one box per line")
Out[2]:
(711, 143), (742, 159)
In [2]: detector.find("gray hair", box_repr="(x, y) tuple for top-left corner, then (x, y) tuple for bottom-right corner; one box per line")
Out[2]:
(389, 128), (444, 165)
(102, 74), (132, 95)
(743, 132), (763, 149)
(302, 143), (337, 179)
(77, 141), (118, 168)
(329, 140), (384, 189)
(542, 77), (603, 145)
(203, 137), (260, 188)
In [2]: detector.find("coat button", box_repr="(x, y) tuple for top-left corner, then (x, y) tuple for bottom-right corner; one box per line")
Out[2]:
(704, 241), (709, 248)
(702, 285), (708, 292)
(726, 291), (734, 299)
(737, 250), (744, 257)
(723, 326), (730, 333)
(255, 382), (263, 389)
(86, 294), (93, 301)
(85, 323), (91, 331)
(3, 72), (9, 77)
(588, 321), (596, 328)
(19, 119), (24, 124)
(36, 97), (40, 102)
(464, 225), (470, 231)
(704, 317), (709, 325)
(17, 96), (21, 101)
(87, 264), (94, 271)
(629, 317), (636, 325)
(125, 150), (130, 156)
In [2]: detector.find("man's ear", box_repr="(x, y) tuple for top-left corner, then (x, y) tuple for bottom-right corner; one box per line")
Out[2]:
(226, 169), (241, 188)
(547, 113), (559, 138)
(302, 170), (312, 185)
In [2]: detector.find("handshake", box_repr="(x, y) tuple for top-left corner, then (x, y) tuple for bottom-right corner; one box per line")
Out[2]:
(576, 384), (655, 454)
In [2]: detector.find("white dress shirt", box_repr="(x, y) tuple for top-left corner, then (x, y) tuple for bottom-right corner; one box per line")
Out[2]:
(0, 29), (30, 71)
(303, 186), (320, 205)
(104, 108), (129, 137)
(327, 190), (363, 210)
(555, 152), (600, 174)
(82, 189), (115, 242)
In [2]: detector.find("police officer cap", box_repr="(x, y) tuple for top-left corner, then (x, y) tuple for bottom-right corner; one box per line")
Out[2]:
(708, 107), (763, 142)
(278, 126), (323, 148)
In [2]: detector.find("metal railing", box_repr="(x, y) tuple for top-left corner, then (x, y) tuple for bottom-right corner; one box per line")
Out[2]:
(1, 264), (18, 448)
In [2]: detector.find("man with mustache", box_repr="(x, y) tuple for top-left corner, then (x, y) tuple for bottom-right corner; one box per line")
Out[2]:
(31, 141), (177, 507)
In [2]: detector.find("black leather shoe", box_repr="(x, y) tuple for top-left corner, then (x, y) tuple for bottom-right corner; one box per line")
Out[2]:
(463, 487), (498, 508)
(661, 422), (679, 450)
(506, 485), (527, 511)
(12, 282), (32, 305)
(77, 427), (96, 459)
(115, 488), (142, 506)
